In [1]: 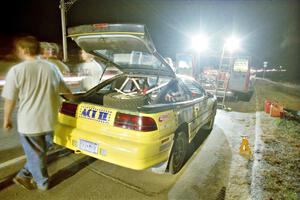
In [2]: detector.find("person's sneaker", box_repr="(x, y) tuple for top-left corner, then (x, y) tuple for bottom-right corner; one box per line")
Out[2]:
(13, 176), (37, 190)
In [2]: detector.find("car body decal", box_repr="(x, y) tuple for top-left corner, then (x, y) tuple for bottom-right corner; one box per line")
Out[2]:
(79, 106), (112, 123)
(158, 114), (170, 122)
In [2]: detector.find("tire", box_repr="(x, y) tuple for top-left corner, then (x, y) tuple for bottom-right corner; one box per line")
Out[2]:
(103, 92), (148, 110)
(169, 131), (188, 174)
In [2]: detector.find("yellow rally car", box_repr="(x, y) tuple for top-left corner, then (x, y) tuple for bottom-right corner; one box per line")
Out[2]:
(54, 23), (217, 174)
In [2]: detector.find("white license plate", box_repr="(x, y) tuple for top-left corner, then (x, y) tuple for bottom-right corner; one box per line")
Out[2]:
(79, 139), (98, 154)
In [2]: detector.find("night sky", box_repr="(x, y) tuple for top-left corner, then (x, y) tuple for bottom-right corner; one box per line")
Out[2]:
(0, 0), (299, 80)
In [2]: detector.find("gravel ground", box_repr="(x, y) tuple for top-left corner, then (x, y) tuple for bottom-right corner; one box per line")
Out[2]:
(216, 110), (255, 200)
(255, 113), (300, 199)
(225, 78), (300, 200)
(253, 79), (300, 199)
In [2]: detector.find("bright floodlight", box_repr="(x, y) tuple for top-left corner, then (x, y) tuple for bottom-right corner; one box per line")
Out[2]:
(224, 36), (240, 53)
(191, 34), (209, 53)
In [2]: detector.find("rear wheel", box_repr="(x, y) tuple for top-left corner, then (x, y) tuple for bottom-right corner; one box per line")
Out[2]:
(169, 131), (188, 174)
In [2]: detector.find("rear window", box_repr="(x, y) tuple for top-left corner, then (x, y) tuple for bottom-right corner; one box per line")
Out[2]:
(76, 36), (171, 73)
(97, 75), (171, 94)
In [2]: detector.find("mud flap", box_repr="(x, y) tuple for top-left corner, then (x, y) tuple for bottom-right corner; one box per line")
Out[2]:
(150, 137), (175, 174)
(149, 161), (168, 174)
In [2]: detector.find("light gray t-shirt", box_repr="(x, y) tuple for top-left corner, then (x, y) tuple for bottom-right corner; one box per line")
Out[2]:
(2, 58), (66, 135)
(78, 60), (103, 91)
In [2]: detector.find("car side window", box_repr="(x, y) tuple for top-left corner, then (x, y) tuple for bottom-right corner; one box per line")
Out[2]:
(95, 82), (112, 94)
(101, 84), (112, 91)
(163, 81), (190, 103)
(182, 79), (205, 99)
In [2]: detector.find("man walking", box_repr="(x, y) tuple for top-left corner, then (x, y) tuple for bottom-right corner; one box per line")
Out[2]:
(2, 36), (72, 191)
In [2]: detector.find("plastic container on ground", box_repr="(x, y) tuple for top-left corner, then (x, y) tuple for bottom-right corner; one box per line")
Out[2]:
(270, 103), (283, 117)
(264, 100), (271, 113)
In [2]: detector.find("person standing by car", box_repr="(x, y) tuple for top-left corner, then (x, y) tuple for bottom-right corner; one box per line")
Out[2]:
(40, 42), (70, 75)
(2, 36), (72, 191)
(78, 49), (104, 91)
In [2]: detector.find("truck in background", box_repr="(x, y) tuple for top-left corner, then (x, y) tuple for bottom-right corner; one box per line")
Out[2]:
(174, 53), (254, 101)
(175, 53), (195, 78)
(228, 58), (252, 94)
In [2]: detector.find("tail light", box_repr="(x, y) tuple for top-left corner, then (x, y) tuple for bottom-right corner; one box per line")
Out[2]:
(59, 102), (78, 117)
(114, 112), (157, 132)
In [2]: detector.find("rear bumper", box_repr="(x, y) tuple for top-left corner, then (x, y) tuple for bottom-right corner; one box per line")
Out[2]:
(54, 124), (173, 170)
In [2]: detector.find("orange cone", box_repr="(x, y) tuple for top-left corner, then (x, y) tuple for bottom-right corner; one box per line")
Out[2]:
(239, 136), (253, 159)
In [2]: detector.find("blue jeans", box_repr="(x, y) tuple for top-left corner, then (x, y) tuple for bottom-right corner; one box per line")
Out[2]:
(17, 132), (53, 189)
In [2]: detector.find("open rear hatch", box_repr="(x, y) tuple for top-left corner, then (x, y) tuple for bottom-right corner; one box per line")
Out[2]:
(68, 23), (175, 78)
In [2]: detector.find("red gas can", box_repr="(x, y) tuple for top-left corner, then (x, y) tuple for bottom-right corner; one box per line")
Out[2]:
(264, 100), (271, 113)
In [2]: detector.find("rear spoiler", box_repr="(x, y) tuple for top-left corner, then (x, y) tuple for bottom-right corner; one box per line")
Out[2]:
(68, 23), (146, 38)
(68, 23), (156, 58)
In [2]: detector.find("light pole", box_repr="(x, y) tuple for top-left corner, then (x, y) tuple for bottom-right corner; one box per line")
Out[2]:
(60, 0), (78, 62)
(60, 0), (68, 62)
(263, 61), (268, 79)
(191, 34), (209, 82)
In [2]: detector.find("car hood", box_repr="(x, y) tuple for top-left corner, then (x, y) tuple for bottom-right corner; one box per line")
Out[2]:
(68, 23), (175, 77)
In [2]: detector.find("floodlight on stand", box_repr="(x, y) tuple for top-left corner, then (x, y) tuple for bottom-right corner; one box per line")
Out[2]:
(224, 36), (240, 53)
(191, 34), (209, 53)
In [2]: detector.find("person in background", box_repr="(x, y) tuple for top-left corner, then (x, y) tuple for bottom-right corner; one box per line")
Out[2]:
(2, 36), (72, 191)
(40, 42), (70, 75)
(165, 57), (175, 72)
(78, 49), (104, 91)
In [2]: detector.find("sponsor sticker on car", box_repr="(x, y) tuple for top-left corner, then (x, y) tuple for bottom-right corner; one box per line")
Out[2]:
(159, 114), (170, 122)
(79, 105), (112, 123)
